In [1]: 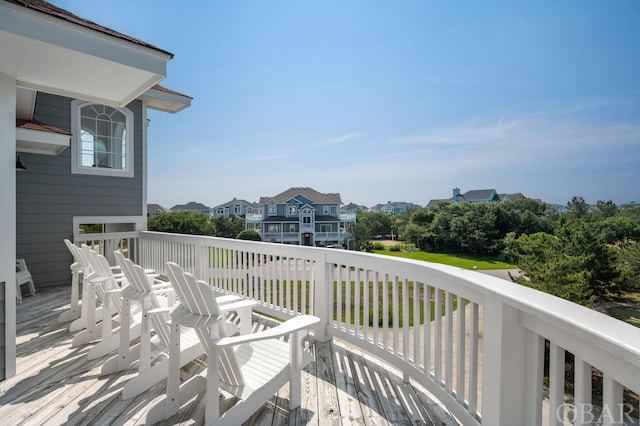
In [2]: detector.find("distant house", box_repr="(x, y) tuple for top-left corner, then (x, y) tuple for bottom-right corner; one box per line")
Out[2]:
(171, 201), (211, 215)
(147, 204), (170, 217)
(245, 187), (356, 248)
(370, 201), (420, 214)
(341, 203), (369, 213)
(427, 188), (517, 208)
(211, 198), (260, 219)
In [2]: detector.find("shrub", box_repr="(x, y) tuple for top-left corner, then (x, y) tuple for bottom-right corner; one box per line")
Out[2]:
(237, 229), (262, 241)
(372, 242), (385, 250)
(389, 244), (403, 252)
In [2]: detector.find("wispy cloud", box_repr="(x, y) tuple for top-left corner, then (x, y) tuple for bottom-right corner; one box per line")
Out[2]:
(315, 132), (361, 146)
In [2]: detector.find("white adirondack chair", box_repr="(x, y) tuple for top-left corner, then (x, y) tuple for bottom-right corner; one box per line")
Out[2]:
(15, 259), (36, 303)
(70, 245), (128, 351)
(103, 252), (257, 400)
(59, 239), (89, 323)
(147, 262), (320, 425)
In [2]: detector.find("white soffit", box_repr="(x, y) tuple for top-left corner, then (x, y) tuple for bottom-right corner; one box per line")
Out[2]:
(16, 87), (36, 120)
(140, 87), (192, 113)
(0, 2), (171, 107)
(16, 127), (70, 155)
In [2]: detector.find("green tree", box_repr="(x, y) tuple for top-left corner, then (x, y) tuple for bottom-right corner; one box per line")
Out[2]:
(148, 211), (215, 236)
(213, 216), (245, 238)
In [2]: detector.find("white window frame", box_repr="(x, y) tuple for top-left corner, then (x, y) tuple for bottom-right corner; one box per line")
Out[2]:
(71, 99), (134, 177)
(268, 202), (277, 216)
(287, 205), (297, 216)
(234, 204), (242, 215)
(323, 206), (330, 215)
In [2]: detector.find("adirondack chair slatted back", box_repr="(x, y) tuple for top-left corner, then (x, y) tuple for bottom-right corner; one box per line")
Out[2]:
(114, 251), (171, 347)
(165, 262), (245, 388)
(64, 239), (86, 270)
(81, 245), (124, 312)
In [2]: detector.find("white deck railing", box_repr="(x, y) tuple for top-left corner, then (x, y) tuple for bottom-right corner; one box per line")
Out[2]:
(79, 231), (640, 425)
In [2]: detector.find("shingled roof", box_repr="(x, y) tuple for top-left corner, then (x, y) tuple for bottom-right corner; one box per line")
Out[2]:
(260, 187), (342, 204)
(7, 0), (173, 57)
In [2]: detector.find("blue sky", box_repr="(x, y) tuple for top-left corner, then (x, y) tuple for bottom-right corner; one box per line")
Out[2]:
(55, 1), (640, 208)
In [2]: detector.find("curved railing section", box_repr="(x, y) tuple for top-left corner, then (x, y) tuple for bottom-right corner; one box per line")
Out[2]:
(84, 231), (640, 425)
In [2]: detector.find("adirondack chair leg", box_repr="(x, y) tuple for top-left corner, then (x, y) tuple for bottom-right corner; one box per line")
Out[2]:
(119, 297), (132, 368)
(72, 283), (100, 346)
(69, 306), (103, 332)
(101, 287), (113, 340)
(166, 320), (182, 418)
(205, 343), (221, 424)
(140, 301), (151, 372)
(88, 321), (141, 360)
(122, 342), (203, 400)
(58, 267), (81, 322)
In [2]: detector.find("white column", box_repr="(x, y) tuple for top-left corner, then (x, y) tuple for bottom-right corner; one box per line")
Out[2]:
(0, 72), (17, 379)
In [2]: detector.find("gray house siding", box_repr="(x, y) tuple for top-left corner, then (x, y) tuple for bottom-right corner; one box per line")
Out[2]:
(16, 93), (144, 289)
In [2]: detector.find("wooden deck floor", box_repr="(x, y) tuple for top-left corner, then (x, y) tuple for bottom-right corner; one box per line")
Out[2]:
(1, 287), (458, 425)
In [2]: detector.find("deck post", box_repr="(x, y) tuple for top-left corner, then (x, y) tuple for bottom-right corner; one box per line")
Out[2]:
(0, 72), (17, 380)
(481, 298), (528, 425)
(313, 252), (332, 342)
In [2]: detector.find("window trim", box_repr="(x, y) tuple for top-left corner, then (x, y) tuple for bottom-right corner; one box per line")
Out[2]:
(71, 99), (134, 177)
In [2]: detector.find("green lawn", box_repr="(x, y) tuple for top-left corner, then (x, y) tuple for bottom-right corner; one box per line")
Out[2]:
(606, 306), (640, 328)
(372, 248), (512, 270)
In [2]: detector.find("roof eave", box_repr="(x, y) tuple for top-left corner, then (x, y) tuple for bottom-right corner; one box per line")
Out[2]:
(1, 1), (172, 107)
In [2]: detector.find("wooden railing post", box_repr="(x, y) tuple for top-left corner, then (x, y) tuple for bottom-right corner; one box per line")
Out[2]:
(313, 252), (332, 342)
(481, 298), (528, 425)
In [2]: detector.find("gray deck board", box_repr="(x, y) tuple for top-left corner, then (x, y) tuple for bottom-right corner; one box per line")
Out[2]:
(0, 286), (457, 425)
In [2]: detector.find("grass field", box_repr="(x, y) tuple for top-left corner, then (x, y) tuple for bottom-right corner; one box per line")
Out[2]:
(372, 247), (512, 270)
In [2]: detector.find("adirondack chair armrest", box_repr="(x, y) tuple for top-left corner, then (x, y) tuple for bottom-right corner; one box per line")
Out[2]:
(104, 287), (122, 295)
(146, 307), (171, 316)
(214, 315), (320, 348)
(218, 299), (258, 313)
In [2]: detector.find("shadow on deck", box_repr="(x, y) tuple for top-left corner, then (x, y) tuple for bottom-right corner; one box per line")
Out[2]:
(1, 287), (458, 425)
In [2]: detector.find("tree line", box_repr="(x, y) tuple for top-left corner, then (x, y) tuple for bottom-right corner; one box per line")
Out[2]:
(349, 196), (640, 305)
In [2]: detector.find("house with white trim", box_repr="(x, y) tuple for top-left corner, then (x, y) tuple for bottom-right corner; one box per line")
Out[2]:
(1, 0), (190, 380)
(211, 197), (260, 219)
(245, 187), (355, 247)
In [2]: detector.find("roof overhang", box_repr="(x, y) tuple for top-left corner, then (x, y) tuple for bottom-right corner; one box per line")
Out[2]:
(140, 85), (192, 113)
(0, 1), (172, 107)
(16, 119), (71, 155)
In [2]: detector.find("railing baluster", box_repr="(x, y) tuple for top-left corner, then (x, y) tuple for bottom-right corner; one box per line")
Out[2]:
(373, 271), (379, 346)
(445, 291), (453, 392)
(468, 301), (478, 416)
(549, 342), (565, 426)
(603, 375), (624, 426)
(434, 289), (442, 384)
(456, 295), (466, 403)
(424, 284), (432, 379)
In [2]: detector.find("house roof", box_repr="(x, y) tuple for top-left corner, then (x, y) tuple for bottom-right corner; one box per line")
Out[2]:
(171, 201), (210, 212)
(261, 187), (342, 205)
(1, 0), (182, 108)
(461, 189), (496, 201)
(16, 119), (70, 135)
(213, 198), (259, 209)
(6, 0), (173, 58)
(147, 203), (169, 213)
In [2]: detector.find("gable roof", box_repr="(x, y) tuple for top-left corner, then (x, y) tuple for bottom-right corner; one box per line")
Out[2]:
(261, 187), (342, 205)
(171, 201), (210, 212)
(147, 203), (169, 213)
(213, 198), (259, 209)
(461, 189), (497, 202)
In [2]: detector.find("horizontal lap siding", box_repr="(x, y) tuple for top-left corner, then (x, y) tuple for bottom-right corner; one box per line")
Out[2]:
(16, 93), (144, 288)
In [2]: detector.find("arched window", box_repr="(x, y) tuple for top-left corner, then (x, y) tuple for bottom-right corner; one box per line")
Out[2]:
(71, 100), (134, 177)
